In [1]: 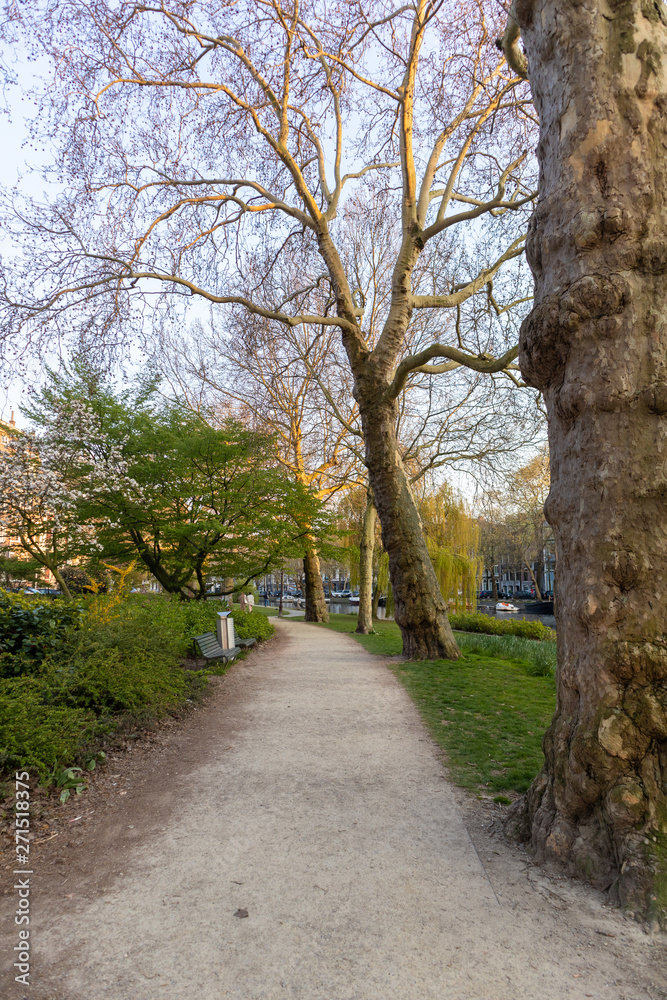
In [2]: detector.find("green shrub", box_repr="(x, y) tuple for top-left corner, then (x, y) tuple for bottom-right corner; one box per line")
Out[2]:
(0, 676), (96, 776)
(53, 649), (190, 714)
(449, 611), (556, 643)
(0, 590), (85, 675)
(230, 608), (275, 642)
(77, 603), (185, 664)
(0, 593), (275, 780)
(120, 594), (227, 654)
(0, 593), (213, 778)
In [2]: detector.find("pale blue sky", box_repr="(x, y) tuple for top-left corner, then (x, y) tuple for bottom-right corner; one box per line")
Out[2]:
(0, 63), (53, 424)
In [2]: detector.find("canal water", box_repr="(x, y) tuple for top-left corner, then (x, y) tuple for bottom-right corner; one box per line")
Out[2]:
(474, 603), (556, 630)
(267, 600), (556, 630)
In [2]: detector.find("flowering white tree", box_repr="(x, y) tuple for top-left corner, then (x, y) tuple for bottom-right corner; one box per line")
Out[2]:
(0, 398), (139, 598)
(0, 430), (102, 600)
(43, 397), (146, 505)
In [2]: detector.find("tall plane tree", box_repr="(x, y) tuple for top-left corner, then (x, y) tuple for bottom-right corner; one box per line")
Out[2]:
(1, 0), (534, 658)
(161, 317), (364, 623)
(159, 196), (535, 626)
(501, 1), (667, 922)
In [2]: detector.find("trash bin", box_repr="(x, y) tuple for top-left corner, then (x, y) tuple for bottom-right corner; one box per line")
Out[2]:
(217, 611), (234, 649)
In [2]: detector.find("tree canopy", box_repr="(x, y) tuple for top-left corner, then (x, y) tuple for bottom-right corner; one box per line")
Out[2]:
(26, 368), (332, 598)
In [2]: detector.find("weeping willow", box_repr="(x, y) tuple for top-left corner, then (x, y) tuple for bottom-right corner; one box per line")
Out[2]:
(375, 551), (394, 617)
(419, 484), (481, 611)
(335, 483), (478, 615)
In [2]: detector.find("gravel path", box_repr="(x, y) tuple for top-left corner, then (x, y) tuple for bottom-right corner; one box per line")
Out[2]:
(4, 619), (666, 999)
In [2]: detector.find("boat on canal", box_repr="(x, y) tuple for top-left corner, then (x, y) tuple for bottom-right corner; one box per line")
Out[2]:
(525, 600), (554, 615)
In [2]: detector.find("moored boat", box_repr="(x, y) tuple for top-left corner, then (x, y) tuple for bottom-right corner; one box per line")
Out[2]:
(525, 600), (554, 615)
(495, 601), (519, 612)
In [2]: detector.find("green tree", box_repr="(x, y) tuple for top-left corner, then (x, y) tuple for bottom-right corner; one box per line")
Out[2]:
(28, 372), (330, 600)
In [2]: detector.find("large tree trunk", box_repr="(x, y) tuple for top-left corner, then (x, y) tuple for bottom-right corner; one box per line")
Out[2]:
(515, 0), (667, 924)
(303, 547), (329, 622)
(358, 394), (460, 660)
(356, 492), (376, 635)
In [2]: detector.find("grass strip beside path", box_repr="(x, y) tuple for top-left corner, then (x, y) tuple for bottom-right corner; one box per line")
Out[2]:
(244, 605), (278, 617)
(306, 614), (555, 798)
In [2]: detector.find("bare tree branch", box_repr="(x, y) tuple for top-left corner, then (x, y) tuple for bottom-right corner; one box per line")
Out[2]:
(388, 344), (520, 400)
(412, 236), (526, 310)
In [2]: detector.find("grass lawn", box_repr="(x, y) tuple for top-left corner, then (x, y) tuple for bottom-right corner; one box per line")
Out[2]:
(243, 605), (310, 618)
(303, 613), (556, 798)
(235, 604), (278, 617)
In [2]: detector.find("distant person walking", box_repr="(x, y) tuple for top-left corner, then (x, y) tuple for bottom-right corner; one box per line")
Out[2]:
(239, 592), (247, 613)
(246, 592), (255, 613)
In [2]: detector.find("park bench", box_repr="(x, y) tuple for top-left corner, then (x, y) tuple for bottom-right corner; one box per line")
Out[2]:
(193, 632), (241, 663)
(192, 615), (257, 663)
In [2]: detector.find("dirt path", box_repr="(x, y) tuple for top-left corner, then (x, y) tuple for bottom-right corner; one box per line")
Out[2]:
(3, 620), (666, 1000)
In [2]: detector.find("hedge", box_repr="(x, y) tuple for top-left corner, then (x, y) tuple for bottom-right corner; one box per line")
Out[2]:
(449, 611), (556, 642)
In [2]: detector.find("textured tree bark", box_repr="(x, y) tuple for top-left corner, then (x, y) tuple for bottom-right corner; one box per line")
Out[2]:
(303, 547), (329, 623)
(356, 493), (376, 635)
(515, 0), (667, 923)
(357, 390), (460, 660)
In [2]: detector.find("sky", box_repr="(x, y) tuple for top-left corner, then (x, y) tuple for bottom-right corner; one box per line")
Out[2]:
(0, 65), (52, 426)
(0, 35), (541, 505)
(0, 65), (169, 428)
